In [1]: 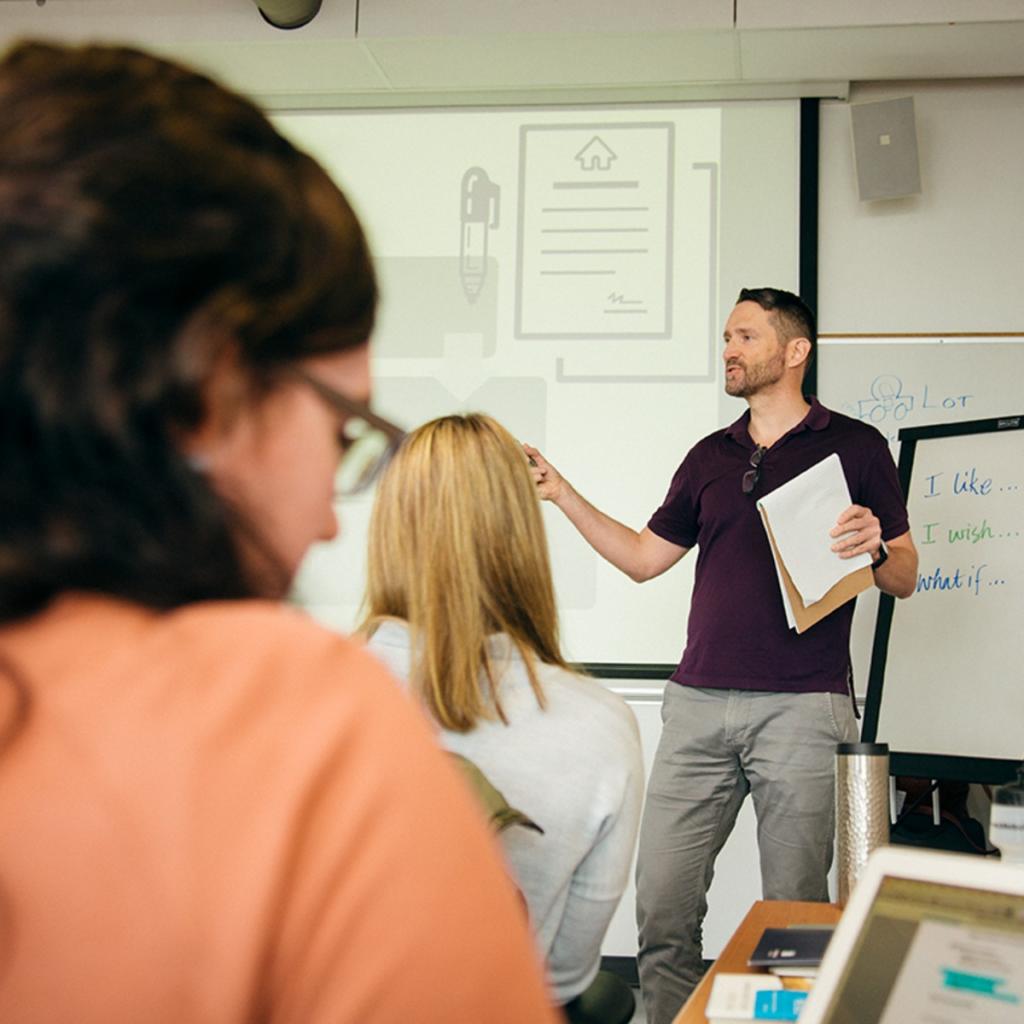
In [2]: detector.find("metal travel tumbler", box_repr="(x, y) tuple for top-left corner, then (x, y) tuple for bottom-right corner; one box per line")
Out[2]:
(835, 742), (890, 906)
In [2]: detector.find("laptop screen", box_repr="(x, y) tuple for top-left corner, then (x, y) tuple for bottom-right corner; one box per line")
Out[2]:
(820, 874), (1024, 1024)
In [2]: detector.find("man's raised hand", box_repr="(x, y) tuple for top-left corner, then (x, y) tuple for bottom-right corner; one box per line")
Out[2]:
(522, 444), (566, 503)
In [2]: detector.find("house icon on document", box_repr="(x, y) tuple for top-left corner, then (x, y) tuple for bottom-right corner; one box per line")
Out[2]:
(574, 136), (617, 171)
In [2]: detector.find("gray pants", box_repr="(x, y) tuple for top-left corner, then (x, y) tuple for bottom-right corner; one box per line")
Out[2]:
(635, 684), (858, 1024)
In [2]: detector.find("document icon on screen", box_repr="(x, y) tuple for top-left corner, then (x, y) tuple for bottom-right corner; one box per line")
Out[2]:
(515, 122), (674, 339)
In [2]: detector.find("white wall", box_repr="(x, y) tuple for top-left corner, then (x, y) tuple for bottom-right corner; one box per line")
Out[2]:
(819, 78), (1024, 333)
(817, 78), (1024, 701)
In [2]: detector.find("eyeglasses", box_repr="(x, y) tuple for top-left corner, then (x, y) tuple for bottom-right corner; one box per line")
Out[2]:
(292, 368), (406, 496)
(742, 445), (766, 495)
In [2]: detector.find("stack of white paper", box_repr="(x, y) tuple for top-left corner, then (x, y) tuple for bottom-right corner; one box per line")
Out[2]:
(756, 453), (873, 631)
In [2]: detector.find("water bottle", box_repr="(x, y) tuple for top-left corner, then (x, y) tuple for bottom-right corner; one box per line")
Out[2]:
(835, 742), (890, 906)
(990, 763), (1024, 866)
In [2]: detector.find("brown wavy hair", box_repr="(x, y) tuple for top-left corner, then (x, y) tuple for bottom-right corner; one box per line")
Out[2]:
(0, 41), (376, 622)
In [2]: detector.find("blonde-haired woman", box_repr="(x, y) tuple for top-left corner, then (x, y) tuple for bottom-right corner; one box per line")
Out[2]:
(363, 413), (644, 1023)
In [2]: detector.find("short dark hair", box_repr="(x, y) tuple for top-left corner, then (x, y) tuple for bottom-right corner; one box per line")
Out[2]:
(0, 42), (377, 622)
(737, 287), (816, 371)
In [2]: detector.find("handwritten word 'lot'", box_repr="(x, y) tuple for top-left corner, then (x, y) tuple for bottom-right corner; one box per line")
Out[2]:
(848, 375), (972, 426)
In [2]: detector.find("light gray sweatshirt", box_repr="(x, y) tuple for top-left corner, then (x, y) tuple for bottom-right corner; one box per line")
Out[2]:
(368, 620), (644, 1004)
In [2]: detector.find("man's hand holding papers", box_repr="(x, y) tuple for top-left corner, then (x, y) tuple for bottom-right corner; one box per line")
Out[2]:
(830, 503), (884, 564)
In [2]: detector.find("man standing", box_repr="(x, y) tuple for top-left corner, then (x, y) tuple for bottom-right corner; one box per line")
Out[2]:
(525, 288), (917, 1024)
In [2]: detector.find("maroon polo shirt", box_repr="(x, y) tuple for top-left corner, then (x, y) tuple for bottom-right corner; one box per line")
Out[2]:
(647, 399), (910, 694)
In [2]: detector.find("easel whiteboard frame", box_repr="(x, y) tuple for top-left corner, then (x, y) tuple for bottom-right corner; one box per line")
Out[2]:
(861, 413), (1024, 784)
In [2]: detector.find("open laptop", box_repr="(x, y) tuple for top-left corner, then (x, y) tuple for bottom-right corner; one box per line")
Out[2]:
(800, 846), (1024, 1024)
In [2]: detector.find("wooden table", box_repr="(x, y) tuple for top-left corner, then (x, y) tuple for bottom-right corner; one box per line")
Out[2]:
(671, 900), (842, 1024)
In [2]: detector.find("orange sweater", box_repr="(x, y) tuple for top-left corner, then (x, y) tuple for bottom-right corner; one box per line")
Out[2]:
(0, 595), (559, 1023)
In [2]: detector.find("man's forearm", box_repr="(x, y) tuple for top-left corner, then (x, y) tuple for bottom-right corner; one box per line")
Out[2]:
(875, 546), (917, 599)
(554, 487), (653, 582)
(530, 445), (687, 581)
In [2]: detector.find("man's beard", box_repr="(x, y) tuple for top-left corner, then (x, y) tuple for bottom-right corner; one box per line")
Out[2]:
(724, 348), (787, 398)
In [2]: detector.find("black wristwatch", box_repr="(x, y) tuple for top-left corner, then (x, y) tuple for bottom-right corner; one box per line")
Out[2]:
(871, 540), (889, 571)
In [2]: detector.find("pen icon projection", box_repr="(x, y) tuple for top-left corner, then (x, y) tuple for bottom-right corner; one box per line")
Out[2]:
(459, 166), (500, 304)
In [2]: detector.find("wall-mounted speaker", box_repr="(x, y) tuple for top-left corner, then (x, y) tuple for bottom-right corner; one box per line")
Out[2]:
(850, 97), (921, 201)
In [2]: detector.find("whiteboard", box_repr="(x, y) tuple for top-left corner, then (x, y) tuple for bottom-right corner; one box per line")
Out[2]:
(275, 100), (800, 666)
(817, 336), (1024, 695)
(861, 417), (1024, 781)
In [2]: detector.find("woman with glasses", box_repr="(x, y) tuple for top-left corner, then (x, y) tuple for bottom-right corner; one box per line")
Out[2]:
(362, 413), (644, 1024)
(0, 41), (558, 1023)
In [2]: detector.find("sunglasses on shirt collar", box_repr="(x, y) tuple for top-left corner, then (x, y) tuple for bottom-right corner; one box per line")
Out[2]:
(742, 445), (766, 496)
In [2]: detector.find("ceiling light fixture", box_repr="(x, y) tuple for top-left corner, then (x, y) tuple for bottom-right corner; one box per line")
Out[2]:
(254, 0), (323, 30)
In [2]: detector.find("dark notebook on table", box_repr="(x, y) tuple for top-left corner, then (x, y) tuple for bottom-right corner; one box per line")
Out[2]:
(747, 926), (834, 973)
